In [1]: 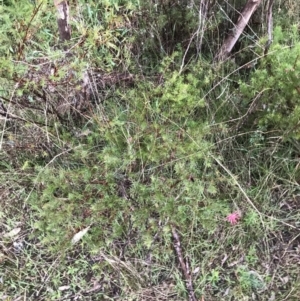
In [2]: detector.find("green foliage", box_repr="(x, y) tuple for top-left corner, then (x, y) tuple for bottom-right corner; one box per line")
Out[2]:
(0, 1), (55, 57)
(238, 26), (300, 139)
(236, 266), (266, 292)
(2, 1), (300, 300)
(71, 0), (139, 70)
(29, 60), (235, 251)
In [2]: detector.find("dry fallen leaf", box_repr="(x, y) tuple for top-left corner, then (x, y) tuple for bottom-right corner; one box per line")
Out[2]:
(71, 226), (91, 244)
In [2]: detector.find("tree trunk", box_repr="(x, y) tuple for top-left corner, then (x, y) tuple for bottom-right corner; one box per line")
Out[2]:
(214, 0), (263, 62)
(53, 0), (71, 44)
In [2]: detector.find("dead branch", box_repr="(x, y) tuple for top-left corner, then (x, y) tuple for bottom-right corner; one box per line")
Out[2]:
(0, 108), (49, 127)
(171, 225), (197, 301)
(214, 0), (263, 62)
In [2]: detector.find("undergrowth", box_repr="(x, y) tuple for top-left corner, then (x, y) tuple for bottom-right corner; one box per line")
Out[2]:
(1, 1), (300, 301)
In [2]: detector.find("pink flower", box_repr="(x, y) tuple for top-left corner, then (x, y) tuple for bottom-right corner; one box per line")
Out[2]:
(226, 212), (240, 225)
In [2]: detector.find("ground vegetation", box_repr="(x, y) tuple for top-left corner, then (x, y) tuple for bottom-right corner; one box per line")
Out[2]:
(1, 0), (300, 300)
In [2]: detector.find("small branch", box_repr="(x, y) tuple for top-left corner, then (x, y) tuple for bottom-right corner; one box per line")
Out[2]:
(0, 109), (49, 127)
(0, 95), (45, 113)
(17, 2), (43, 60)
(171, 225), (197, 301)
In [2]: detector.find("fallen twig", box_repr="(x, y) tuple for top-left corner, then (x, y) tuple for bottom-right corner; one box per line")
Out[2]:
(171, 224), (197, 301)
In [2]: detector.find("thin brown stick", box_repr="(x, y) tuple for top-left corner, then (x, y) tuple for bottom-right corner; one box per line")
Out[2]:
(171, 225), (197, 301)
(18, 2), (43, 60)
